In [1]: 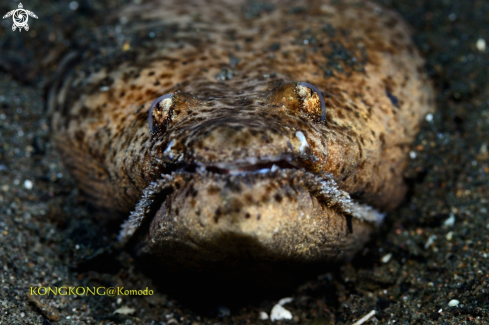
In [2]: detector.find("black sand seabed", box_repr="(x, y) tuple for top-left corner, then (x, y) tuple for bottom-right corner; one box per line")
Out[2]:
(0, 0), (488, 324)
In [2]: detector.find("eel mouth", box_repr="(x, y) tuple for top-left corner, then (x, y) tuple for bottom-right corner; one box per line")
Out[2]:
(119, 157), (385, 265)
(177, 155), (299, 175)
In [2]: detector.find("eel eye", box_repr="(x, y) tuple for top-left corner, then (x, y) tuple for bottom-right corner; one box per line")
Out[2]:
(267, 82), (327, 121)
(148, 93), (174, 134)
(296, 82), (326, 121)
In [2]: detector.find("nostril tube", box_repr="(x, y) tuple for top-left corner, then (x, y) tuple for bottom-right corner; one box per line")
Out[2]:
(297, 82), (326, 121)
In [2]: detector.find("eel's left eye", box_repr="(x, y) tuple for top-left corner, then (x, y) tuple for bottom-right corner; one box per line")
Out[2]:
(148, 93), (174, 134)
(267, 82), (327, 121)
(296, 82), (326, 121)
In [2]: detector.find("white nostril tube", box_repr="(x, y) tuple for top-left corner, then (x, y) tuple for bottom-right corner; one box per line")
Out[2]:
(163, 139), (175, 159)
(295, 131), (309, 154)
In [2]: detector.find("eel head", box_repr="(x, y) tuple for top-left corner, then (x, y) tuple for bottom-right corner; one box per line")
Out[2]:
(119, 81), (384, 268)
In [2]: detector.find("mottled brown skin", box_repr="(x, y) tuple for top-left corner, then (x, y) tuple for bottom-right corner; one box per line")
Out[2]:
(49, 0), (434, 268)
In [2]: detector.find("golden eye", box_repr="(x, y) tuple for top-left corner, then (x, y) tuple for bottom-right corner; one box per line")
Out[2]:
(267, 82), (327, 121)
(148, 93), (174, 134)
(296, 82), (326, 121)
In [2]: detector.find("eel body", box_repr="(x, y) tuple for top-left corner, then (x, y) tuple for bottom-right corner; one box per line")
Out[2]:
(48, 0), (434, 269)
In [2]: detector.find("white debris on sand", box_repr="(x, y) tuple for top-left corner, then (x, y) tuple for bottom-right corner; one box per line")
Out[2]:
(259, 311), (269, 320)
(381, 253), (392, 264)
(270, 305), (292, 322)
(448, 299), (460, 307)
(476, 38), (486, 52)
(443, 213), (456, 227)
(69, 1), (79, 11)
(270, 297), (294, 322)
(446, 231), (453, 241)
(424, 234), (437, 249)
(113, 306), (136, 315)
(352, 310), (376, 325)
(23, 179), (33, 190)
(277, 297), (294, 305)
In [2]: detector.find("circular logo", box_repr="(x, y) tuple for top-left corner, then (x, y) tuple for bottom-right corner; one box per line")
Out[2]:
(13, 10), (29, 28)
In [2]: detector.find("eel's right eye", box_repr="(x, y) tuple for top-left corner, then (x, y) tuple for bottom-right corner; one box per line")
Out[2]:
(148, 93), (174, 134)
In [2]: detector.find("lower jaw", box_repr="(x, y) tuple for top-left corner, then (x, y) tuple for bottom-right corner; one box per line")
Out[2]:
(133, 168), (379, 268)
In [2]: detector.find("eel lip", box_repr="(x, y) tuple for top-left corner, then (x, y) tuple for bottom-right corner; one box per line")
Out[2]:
(118, 164), (385, 257)
(142, 168), (384, 265)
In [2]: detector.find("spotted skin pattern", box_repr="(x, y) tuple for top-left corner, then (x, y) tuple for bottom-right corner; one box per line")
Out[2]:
(49, 0), (435, 268)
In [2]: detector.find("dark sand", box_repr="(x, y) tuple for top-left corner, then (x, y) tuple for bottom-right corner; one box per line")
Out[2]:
(0, 0), (488, 324)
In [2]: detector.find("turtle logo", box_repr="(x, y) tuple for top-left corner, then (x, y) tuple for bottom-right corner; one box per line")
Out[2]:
(2, 3), (38, 32)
